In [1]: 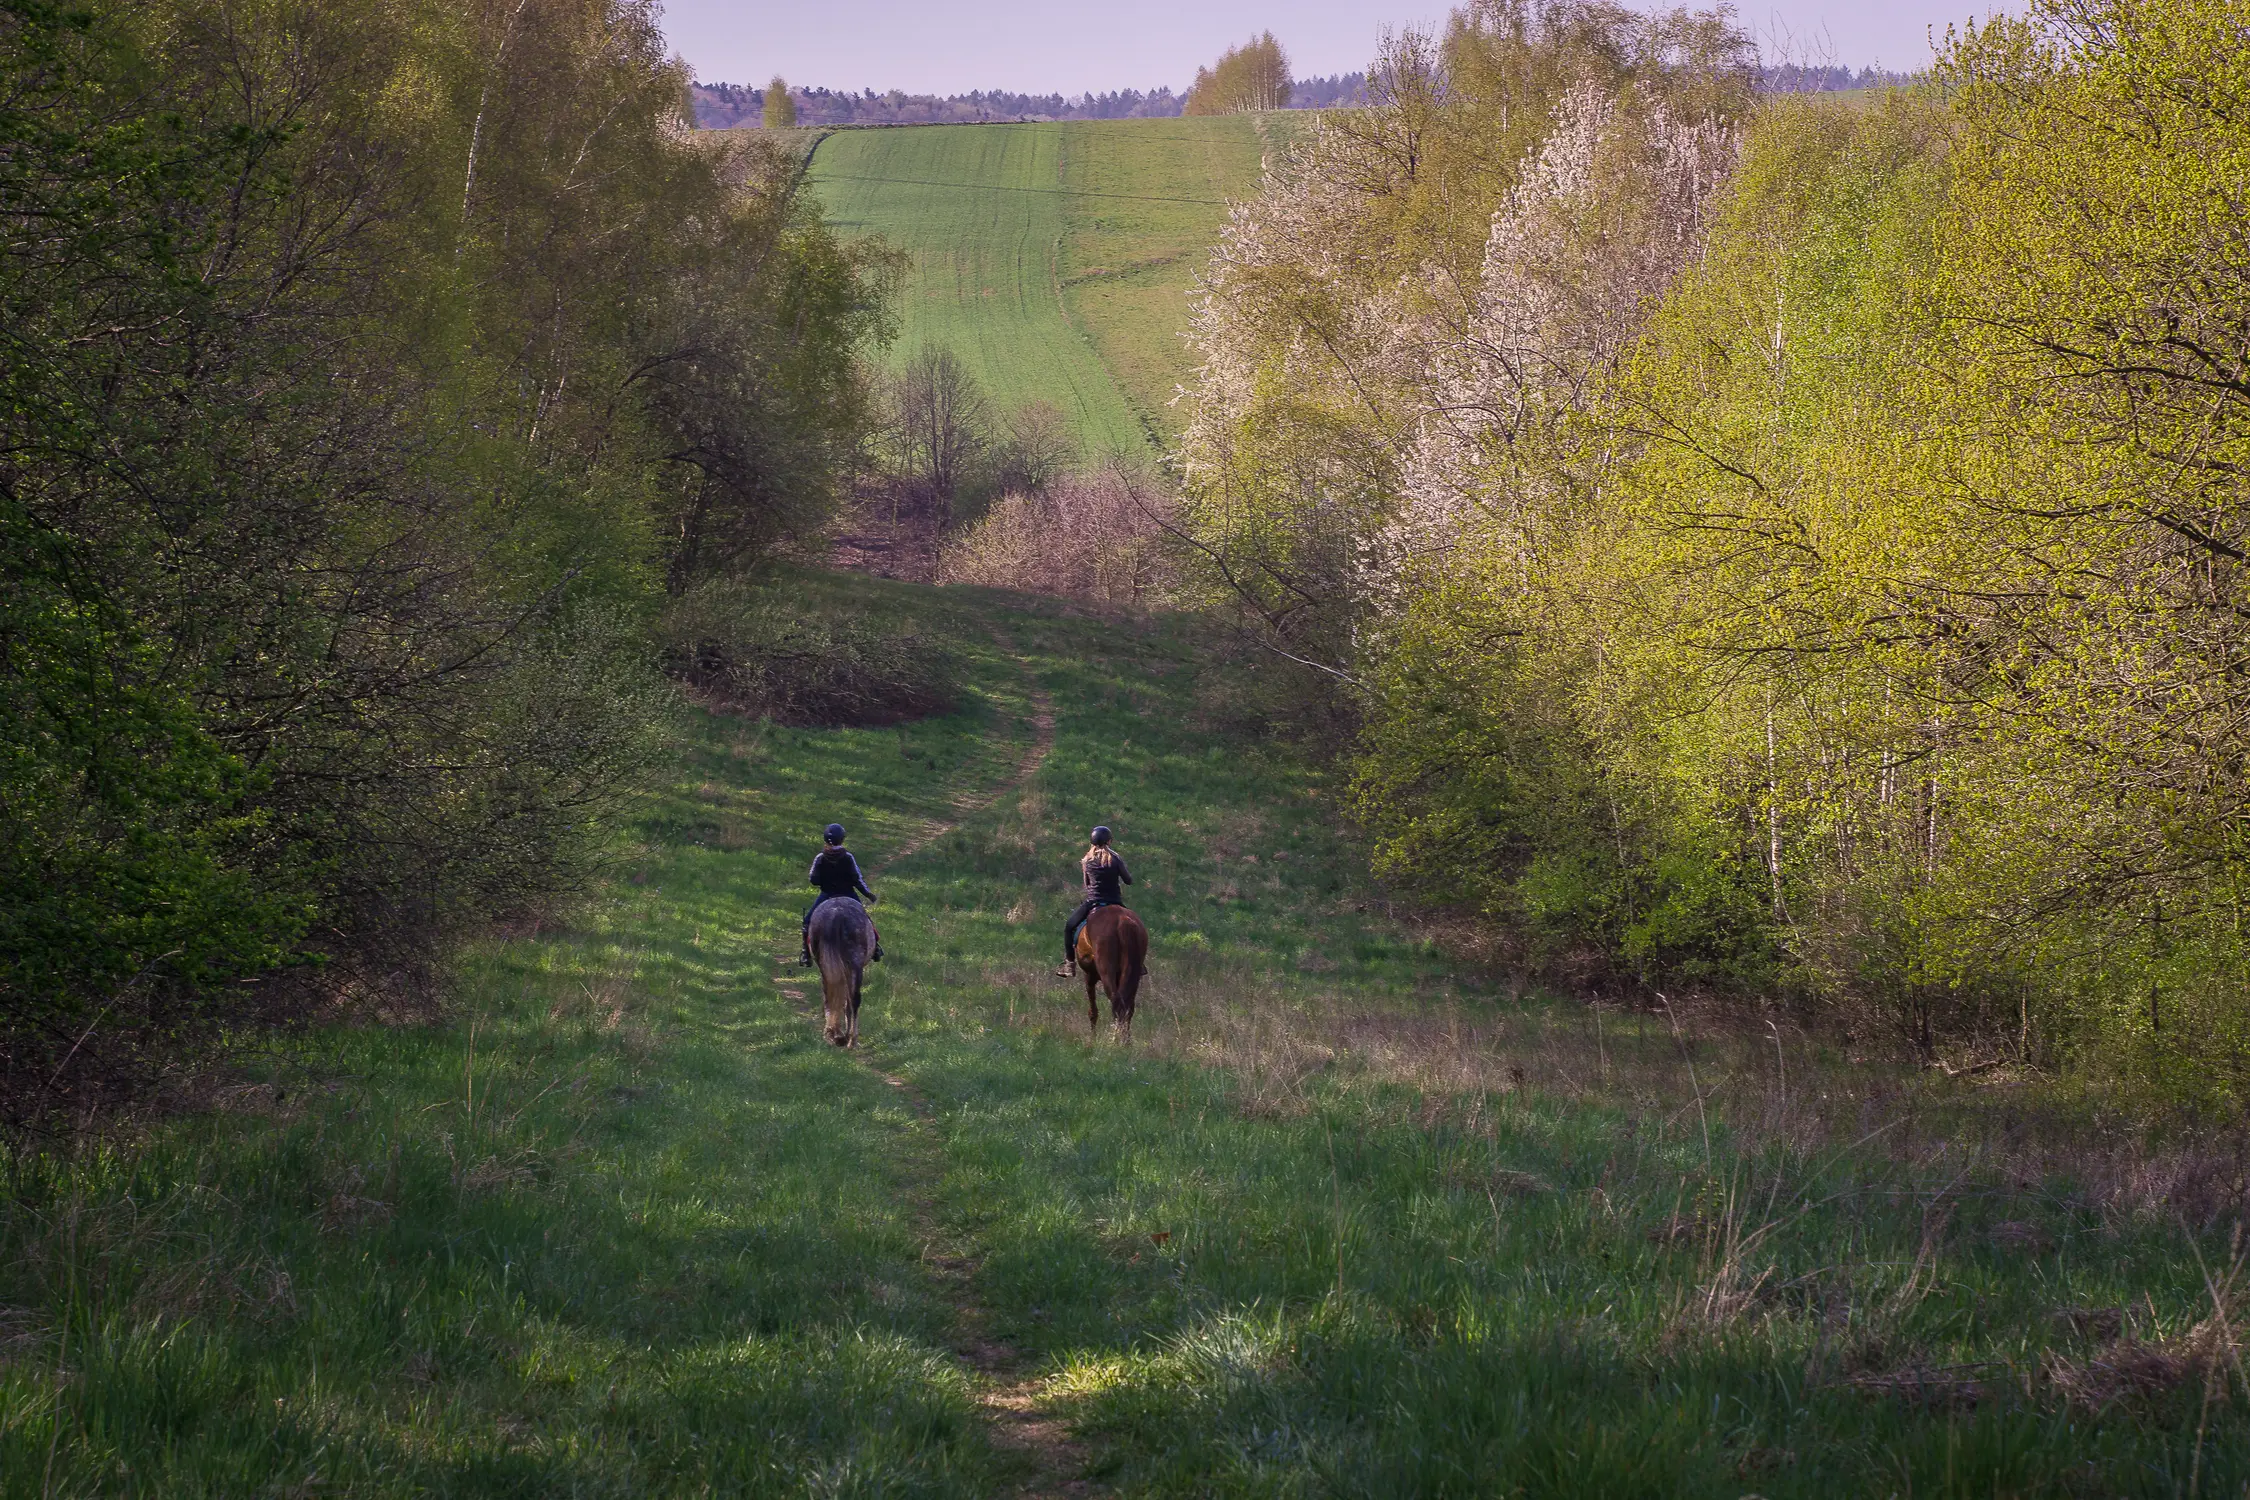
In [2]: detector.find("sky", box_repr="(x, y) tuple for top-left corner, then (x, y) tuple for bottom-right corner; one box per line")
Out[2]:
(659, 2), (2020, 96)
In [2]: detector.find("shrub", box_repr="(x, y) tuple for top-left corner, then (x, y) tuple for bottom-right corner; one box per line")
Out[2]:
(659, 582), (955, 726)
(937, 469), (1178, 605)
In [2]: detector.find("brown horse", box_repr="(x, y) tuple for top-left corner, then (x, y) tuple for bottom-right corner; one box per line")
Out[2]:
(1075, 905), (1148, 1042)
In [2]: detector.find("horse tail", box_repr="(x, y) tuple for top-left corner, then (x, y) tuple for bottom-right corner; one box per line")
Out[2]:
(1116, 958), (1142, 1014)
(808, 898), (874, 1046)
(1109, 910), (1149, 1021)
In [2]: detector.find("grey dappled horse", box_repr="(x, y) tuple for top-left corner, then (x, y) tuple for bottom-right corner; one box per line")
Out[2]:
(807, 896), (875, 1046)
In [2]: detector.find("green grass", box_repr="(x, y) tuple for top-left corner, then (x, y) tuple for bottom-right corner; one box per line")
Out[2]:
(806, 119), (1271, 457)
(1054, 117), (1275, 445)
(4, 573), (2246, 1496)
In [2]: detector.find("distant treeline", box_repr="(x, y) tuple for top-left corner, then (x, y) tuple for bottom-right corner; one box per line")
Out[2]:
(694, 65), (1901, 130)
(692, 74), (1371, 128)
(1291, 73), (1370, 108)
(1759, 63), (1914, 91)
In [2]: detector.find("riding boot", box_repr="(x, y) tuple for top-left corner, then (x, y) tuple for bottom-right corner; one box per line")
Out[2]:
(871, 944), (885, 962)
(1054, 958), (1077, 978)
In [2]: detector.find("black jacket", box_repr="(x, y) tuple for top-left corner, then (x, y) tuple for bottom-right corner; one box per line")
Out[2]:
(1081, 848), (1131, 904)
(809, 848), (874, 900)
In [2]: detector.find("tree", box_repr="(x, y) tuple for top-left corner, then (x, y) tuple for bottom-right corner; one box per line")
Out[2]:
(763, 74), (796, 128)
(1206, 0), (2250, 1084)
(1178, 10), (1752, 672)
(1184, 32), (1292, 115)
(889, 346), (988, 524)
(990, 400), (1078, 496)
(650, 136), (899, 589)
(0, 0), (893, 1114)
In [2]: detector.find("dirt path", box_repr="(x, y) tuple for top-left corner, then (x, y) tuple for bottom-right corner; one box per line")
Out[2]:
(805, 647), (1092, 1494)
(877, 1067), (1101, 1497)
(882, 653), (1055, 870)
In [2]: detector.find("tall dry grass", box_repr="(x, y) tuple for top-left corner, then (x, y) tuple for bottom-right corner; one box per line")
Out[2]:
(962, 950), (2250, 1427)
(979, 955), (2250, 1235)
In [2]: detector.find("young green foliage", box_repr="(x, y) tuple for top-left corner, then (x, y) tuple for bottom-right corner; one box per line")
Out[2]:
(1192, 0), (2250, 1091)
(1183, 31), (1293, 115)
(763, 73), (797, 129)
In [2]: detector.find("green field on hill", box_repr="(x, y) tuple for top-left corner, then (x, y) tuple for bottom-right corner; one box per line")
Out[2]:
(6, 572), (2244, 1496)
(1052, 117), (1281, 446)
(806, 118), (1273, 457)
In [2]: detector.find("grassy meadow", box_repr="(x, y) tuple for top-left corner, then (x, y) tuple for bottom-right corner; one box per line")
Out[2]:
(1053, 117), (1279, 444)
(806, 118), (1271, 456)
(4, 572), (2246, 1496)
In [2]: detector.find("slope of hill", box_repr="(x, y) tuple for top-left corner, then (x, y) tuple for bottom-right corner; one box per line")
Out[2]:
(1055, 116), (1275, 444)
(809, 124), (1147, 458)
(7, 570), (2243, 1496)
(805, 117), (1273, 456)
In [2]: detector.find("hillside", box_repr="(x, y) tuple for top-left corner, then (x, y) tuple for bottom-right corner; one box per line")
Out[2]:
(1054, 116), (1280, 445)
(7, 572), (2243, 1496)
(805, 117), (1274, 456)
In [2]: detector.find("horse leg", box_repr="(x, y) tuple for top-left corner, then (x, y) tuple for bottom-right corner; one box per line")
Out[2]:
(1111, 927), (1145, 1045)
(1082, 963), (1100, 1035)
(848, 969), (863, 1047)
(811, 940), (833, 1042)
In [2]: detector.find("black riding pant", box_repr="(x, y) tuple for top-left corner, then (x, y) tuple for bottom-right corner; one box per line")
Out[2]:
(1063, 898), (1113, 961)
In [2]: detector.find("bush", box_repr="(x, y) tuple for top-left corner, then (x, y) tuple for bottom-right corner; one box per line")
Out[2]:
(659, 582), (955, 726)
(937, 469), (1178, 605)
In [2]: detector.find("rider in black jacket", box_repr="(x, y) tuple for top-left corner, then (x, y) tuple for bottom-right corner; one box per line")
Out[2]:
(1057, 826), (1130, 977)
(802, 823), (882, 965)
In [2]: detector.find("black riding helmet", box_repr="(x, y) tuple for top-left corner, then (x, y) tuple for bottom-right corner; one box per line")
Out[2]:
(824, 823), (846, 845)
(1090, 826), (1112, 846)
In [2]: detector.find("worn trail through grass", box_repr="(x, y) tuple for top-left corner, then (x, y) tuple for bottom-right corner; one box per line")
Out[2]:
(881, 636), (1056, 871)
(870, 1061), (1096, 1500)
(850, 638), (1090, 1495)
(3, 571), (2247, 1497)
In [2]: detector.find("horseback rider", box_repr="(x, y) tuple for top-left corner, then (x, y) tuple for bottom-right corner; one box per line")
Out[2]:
(802, 823), (883, 966)
(1057, 826), (1131, 978)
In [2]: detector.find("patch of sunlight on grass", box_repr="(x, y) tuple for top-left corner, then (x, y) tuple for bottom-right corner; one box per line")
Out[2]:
(1044, 1352), (1137, 1397)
